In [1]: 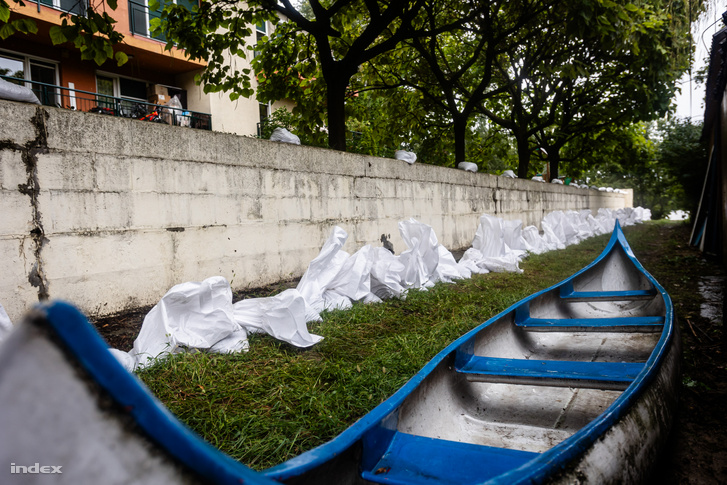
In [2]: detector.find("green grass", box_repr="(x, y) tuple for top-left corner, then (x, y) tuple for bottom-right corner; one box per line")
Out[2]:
(136, 227), (634, 470)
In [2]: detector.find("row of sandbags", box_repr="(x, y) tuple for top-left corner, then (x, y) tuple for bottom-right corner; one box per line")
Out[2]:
(107, 206), (650, 371)
(0, 207), (650, 370)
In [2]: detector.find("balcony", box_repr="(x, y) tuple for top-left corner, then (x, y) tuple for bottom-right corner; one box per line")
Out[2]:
(1, 75), (212, 130)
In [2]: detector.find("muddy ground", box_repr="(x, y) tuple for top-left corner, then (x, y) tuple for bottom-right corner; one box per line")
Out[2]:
(91, 222), (726, 484)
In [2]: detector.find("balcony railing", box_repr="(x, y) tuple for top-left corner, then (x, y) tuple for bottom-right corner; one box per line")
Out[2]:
(1, 75), (212, 130)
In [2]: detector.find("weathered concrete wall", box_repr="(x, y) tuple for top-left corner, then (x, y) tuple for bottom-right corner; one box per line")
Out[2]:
(0, 100), (626, 321)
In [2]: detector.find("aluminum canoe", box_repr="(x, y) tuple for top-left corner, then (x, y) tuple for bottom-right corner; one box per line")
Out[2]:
(0, 221), (677, 484)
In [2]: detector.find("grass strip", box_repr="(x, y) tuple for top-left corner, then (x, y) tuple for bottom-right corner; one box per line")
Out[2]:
(137, 223), (664, 470)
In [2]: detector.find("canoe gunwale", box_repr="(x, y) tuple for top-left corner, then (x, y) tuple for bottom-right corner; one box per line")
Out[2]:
(265, 221), (675, 483)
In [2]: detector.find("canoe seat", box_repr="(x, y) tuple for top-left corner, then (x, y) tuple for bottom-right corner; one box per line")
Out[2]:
(559, 289), (657, 302)
(361, 431), (537, 485)
(455, 355), (644, 390)
(516, 316), (664, 332)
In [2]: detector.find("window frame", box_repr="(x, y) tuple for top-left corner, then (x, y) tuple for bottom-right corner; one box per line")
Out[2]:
(0, 49), (60, 104)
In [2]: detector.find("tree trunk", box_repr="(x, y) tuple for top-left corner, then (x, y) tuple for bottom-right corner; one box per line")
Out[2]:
(453, 115), (467, 165)
(549, 156), (559, 181)
(326, 78), (348, 151)
(516, 133), (530, 179)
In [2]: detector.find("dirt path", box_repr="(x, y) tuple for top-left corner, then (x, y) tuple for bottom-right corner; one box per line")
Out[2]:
(631, 223), (726, 485)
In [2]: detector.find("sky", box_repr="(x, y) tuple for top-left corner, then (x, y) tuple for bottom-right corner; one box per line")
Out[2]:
(674, 1), (727, 120)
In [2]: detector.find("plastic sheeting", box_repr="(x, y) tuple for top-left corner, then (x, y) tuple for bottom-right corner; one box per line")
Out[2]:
(270, 127), (301, 145)
(124, 277), (245, 370)
(113, 275), (325, 371)
(0, 78), (40, 104)
(395, 150), (417, 164)
(234, 289), (323, 348)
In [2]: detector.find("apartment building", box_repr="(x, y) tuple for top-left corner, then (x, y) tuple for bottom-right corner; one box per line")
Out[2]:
(0, 0), (291, 135)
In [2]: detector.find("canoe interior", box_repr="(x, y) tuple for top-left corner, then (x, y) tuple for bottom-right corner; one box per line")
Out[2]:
(0, 223), (675, 485)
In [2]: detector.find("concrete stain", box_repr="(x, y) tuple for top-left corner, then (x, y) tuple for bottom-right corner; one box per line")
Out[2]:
(10, 107), (50, 301)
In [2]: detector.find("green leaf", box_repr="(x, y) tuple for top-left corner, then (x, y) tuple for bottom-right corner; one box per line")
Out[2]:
(0, 21), (15, 39)
(0, 1), (10, 23)
(21, 18), (37, 34)
(114, 51), (128, 66)
(106, 0), (117, 9)
(93, 46), (108, 66)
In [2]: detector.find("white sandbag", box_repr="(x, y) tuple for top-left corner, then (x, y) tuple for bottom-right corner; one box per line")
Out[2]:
(269, 127), (301, 145)
(458, 162), (478, 172)
(471, 214), (505, 258)
(297, 228), (377, 313)
(521, 225), (549, 255)
(325, 245), (374, 305)
(501, 170), (516, 178)
(457, 250), (489, 274)
(435, 245), (471, 282)
(395, 150), (417, 164)
(233, 289), (323, 348)
(129, 276), (245, 369)
(570, 210), (595, 241)
(0, 77), (40, 104)
(108, 348), (137, 372)
(370, 247), (408, 299)
(542, 211), (579, 247)
(541, 216), (566, 250)
(551, 178), (564, 184)
(469, 214), (522, 273)
(296, 226), (349, 314)
(0, 303), (12, 343)
(459, 248), (491, 274)
(596, 208), (617, 233)
(209, 328), (250, 353)
(531, 176), (545, 182)
(398, 219), (441, 288)
(637, 207), (652, 222)
(502, 219), (528, 260)
(614, 207), (636, 226)
(585, 212), (609, 236)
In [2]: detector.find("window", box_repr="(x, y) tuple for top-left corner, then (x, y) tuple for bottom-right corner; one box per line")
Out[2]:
(254, 21), (267, 58)
(259, 102), (270, 123)
(95, 73), (148, 114)
(29, 59), (58, 105)
(129, 0), (196, 40)
(0, 51), (59, 106)
(0, 52), (24, 82)
(39, 0), (87, 15)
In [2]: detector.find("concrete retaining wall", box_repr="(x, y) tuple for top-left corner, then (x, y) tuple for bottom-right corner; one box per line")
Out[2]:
(0, 100), (627, 321)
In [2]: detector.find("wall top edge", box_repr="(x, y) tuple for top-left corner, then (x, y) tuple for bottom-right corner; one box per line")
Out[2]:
(1, 99), (624, 196)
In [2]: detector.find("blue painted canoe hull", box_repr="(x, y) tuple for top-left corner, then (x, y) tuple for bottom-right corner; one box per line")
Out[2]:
(0, 222), (677, 484)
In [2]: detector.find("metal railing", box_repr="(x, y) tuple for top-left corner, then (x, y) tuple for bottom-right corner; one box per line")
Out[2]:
(1, 75), (212, 130)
